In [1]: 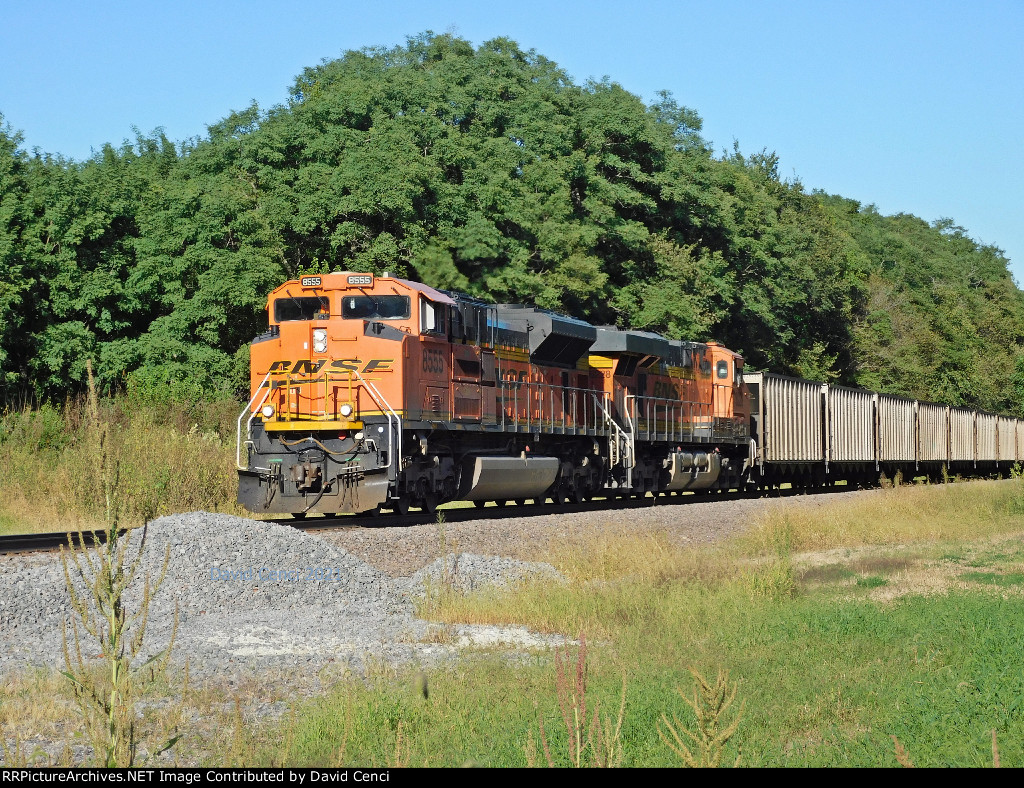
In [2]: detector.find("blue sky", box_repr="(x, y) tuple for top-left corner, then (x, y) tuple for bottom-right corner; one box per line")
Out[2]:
(2, 0), (1021, 284)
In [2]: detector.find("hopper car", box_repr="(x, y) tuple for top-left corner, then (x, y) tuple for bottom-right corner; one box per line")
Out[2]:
(236, 272), (1024, 517)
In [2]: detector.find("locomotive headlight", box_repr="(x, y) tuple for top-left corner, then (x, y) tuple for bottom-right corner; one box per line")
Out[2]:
(312, 328), (328, 354)
(354, 431), (365, 441)
(261, 404), (275, 419)
(339, 403), (353, 417)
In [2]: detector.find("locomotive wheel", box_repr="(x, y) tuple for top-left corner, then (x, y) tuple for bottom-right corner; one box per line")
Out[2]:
(394, 498), (410, 516)
(292, 512), (307, 520)
(514, 499), (527, 507)
(473, 500), (487, 509)
(494, 499), (507, 508)
(423, 494), (439, 514)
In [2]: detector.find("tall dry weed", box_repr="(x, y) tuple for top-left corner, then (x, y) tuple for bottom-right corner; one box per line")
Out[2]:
(537, 633), (626, 767)
(750, 479), (1024, 554)
(59, 363), (185, 767)
(658, 667), (744, 767)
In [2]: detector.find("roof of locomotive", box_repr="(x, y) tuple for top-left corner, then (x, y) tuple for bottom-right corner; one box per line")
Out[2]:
(391, 277), (456, 305)
(262, 273), (741, 364)
(591, 326), (671, 359)
(266, 272), (455, 306)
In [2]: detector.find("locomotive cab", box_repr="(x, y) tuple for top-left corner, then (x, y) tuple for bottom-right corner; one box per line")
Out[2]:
(239, 272), (431, 516)
(706, 341), (749, 440)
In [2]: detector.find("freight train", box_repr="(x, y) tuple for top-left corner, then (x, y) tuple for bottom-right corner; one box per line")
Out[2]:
(236, 271), (1024, 517)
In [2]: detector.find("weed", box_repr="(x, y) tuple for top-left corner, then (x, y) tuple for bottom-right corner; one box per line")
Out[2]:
(0, 387), (245, 535)
(227, 696), (250, 767)
(856, 576), (888, 589)
(537, 633), (626, 767)
(0, 733), (49, 767)
(60, 523), (183, 766)
(1005, 475), (1024, 516)
(745, 515), (794, 599)
(328, 691), (355, 767)
(435, 511), (458, 590)
(658, 667), (744, 767)
(271, 708), (298, 768)
(389, 721), (410, 768)
(523, 728), (538, 767)
(750, 479), (1024, 553)
(58, 362), (184, 767)
(892, 735), (915, 767)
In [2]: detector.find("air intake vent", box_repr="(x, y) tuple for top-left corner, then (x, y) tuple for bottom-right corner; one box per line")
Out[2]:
(494, 305), (597, 367)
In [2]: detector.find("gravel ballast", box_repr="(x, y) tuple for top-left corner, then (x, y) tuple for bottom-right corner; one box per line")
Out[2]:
(0, 513), (564, 681)
(0, 488), (898, 681)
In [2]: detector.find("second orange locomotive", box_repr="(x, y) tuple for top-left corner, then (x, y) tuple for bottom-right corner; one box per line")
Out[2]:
(237, 271), (750, 516)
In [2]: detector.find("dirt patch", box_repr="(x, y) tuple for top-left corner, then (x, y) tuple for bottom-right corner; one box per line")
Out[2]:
(849, 556), (913, 575)
(798, 564), (855, 585)
(790, 531), (1024, 603)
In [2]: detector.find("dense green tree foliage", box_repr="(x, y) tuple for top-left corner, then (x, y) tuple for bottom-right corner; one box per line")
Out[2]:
(1, 33), (1022, 413)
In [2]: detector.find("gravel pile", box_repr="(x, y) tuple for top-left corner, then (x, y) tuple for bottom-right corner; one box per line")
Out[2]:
(2, 489), (887, 681)
(0, 513), (562, 681)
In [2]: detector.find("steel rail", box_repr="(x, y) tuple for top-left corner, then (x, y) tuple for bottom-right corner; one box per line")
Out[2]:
(0, 529), (109, 556)
(0, 483), (876, 555)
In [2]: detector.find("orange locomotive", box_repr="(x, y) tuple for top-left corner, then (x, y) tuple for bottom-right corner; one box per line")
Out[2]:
(236, 272), (751, 516)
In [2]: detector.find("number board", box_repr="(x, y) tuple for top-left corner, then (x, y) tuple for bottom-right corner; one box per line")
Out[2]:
(347, 275), (373, 286)
(300, 276), (322, 287)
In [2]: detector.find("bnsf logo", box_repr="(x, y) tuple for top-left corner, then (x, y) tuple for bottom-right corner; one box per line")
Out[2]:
(300, 276), (322, 287)
(652, 381), (679, 398)
(268, 359), (393, 375)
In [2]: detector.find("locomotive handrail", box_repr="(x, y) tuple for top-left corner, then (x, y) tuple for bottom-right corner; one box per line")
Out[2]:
(626, 393), (710, 444)
(498, 381), (605, 435)
(594, 393), (634, 487)
(236, 371), (273, 470)
(626, 387), (744, 444)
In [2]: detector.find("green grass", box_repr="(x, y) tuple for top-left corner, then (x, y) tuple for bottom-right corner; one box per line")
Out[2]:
(247, 578), (1023, 767)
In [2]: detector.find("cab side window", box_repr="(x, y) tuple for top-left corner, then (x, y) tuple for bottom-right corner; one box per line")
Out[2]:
(716, 360), (729, 380)
(420, 299), (446, 335)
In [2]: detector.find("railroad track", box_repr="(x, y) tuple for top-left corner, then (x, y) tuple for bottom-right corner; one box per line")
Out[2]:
(281, 485), (811, 531)
(0, 529), (108, 556)
(0, 484), (852, 556)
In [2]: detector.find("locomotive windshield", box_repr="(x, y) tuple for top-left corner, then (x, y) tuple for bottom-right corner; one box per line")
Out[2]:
(274, 296), (329, 322)
(342, 295), (410, 320)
